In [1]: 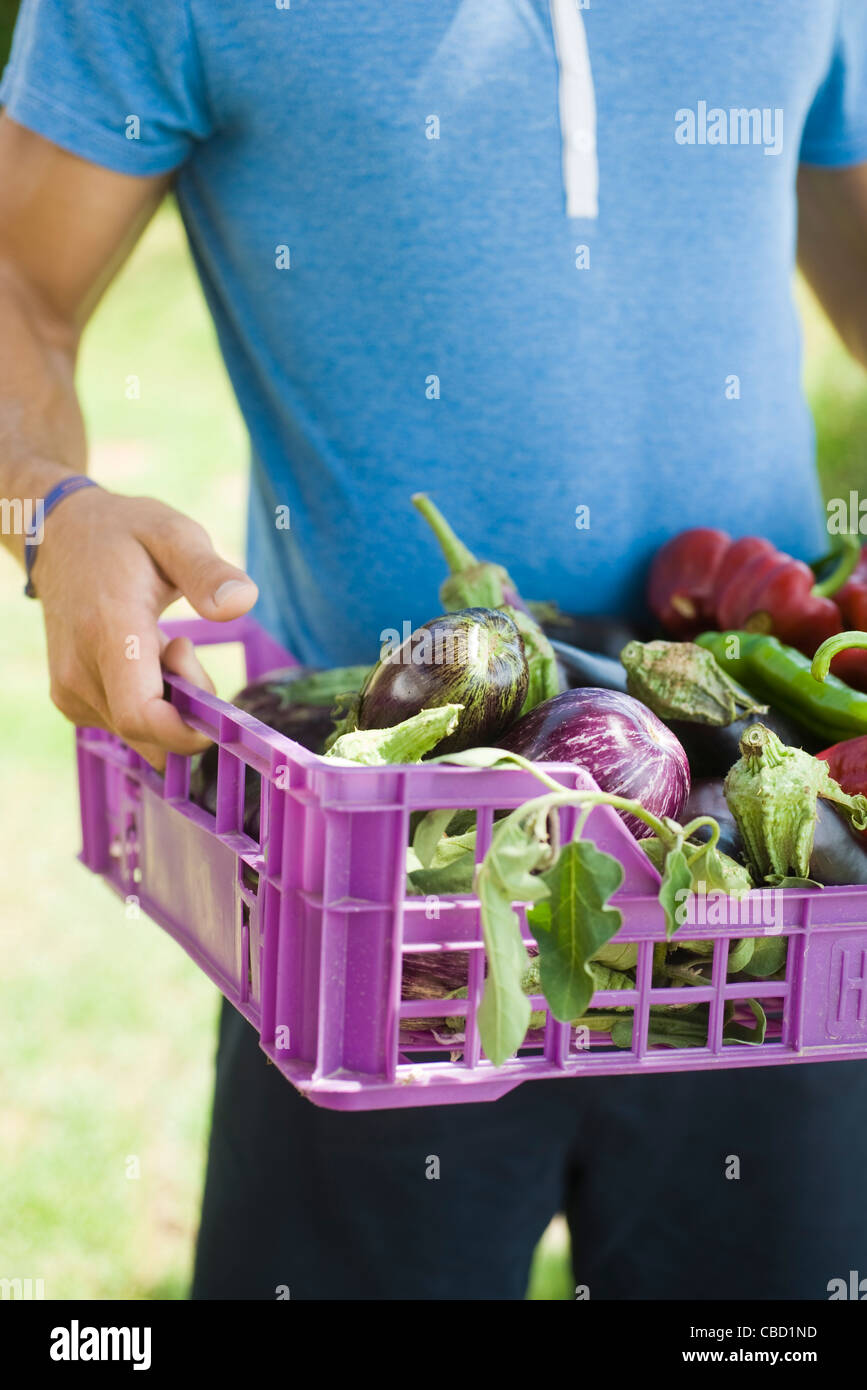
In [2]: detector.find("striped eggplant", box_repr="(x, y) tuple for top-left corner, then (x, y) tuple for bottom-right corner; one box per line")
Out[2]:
(497, 687), (690, 839)
(358, 607), (528, 756)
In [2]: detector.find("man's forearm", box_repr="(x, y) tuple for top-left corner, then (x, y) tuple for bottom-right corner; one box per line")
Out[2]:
(797, 162), (867, 372)
(0, 255), (88, 568)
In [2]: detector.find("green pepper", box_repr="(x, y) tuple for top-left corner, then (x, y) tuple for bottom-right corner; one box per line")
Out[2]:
(696, 630), (867, 744)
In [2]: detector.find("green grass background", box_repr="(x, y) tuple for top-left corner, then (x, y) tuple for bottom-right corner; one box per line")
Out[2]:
(0, 199), (864, 1301)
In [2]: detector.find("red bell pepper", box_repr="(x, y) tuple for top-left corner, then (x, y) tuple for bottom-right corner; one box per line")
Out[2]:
(647, 527), (731, 637)
(712, 536), (777, 601)
(835, 543), (867, 630)
(649, 529), (865, 679)
(827, 545), (867, 690)
(714, 539), (842, 654)
(817, 734), (867, 800)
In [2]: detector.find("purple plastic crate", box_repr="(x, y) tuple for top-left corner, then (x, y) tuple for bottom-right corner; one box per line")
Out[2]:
(75, 616), (867, 1110)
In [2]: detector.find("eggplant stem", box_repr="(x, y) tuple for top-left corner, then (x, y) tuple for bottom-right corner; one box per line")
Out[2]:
(681, 815), (721, 861)
(811, 629), (867, 682)
(412, 493), (478, 574)
(811, 533), (861, 599)
(511, 787), (674, 844)
(738, 722), (787, 767)
(464, 749), (676, 842)
(657, 962), (712, 986)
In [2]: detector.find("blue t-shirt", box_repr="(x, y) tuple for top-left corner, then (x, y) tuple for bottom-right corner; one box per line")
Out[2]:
(3, 1), (867, 665)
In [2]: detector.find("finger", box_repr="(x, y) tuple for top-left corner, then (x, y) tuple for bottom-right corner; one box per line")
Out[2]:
(125, 738), (169, 774)
(128, 648), (185, 772)
(98, 620), (213, 756)
(52, 681), (169, 770)
(142, 513), (258, 622)
(160, 635), (217, 694)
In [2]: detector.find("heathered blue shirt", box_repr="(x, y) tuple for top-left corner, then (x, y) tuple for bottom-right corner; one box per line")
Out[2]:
(3, 2), (867, 665)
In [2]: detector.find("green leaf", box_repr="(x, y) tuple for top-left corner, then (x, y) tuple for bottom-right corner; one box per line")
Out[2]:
(592, 940), (639, 971)
(687, 839), (754, 895)
(641, 836), (666, 872)
(610, 993), (768, 1050)
(655, 959), (712, 986)
(323, 691), (361, 750)
(587, 962), (635, 1006)
(271, 665), (370, 708)
(658, 847), (693, 938)
(726, 937), (756, 974)
(430, 831), (478, 869)
(580, 1012), (634, 1034)
(326, 703), (462, 764)
(476, 871), (533, 1065)
(612, 1011), (712, 1049)
(723, 998), (767, 1045)
(609, 1018), (638, 1049)
(413, 808), (459, 869)
(407, 854), (476, 896)
(744, 935), (788, 978)
(676, 938), (715, 956)
(474, 813), (555, 1065)
(526, 839), (624, 1022)
(444, 808), (478, 837)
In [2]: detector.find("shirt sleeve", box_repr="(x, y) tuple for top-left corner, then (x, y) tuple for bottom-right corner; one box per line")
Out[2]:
(0, 0), (213, 175)
(800, 0), (867, 166)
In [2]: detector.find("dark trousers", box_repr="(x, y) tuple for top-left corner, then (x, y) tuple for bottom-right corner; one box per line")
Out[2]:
(191, 997), (867, 1300)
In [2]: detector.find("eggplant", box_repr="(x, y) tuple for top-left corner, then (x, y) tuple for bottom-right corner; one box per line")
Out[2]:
(666, 707), (822, 780)
(683, 778), (746, 861)
(228, 664), (370, 720)
(191, 701), (335, 838)
(189, 664), (368, 836)
(539, 610), (653, 661)
(617, 639), (825, 775)
(684, 779), (867, 886)
(497, 687), (690, 839)
(809, 802), (867, 886)
(358, 608), (528, 756)
(411, 494), (560, 708)
(548, 638), (629, 694)
(402, 951), (470, 1001)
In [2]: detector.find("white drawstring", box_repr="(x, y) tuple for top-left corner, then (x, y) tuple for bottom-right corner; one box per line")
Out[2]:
(549, 0), (598, 218)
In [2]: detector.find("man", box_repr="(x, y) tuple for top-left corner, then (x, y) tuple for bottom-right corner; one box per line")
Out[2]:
(2, 1), (866, 1300)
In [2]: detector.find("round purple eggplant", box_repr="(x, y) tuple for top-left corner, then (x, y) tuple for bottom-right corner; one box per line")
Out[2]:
(497, 686), (690, 838)
(358, 607), (529, 756)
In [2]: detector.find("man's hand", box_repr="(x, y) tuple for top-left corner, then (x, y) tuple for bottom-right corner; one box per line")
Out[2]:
(0, 117), (258, 767)
(798, 160), (867, 370)
(33, 487), (258, 768)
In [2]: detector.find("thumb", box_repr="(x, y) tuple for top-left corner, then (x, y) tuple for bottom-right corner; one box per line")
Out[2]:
(146, 514), (258, 621)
